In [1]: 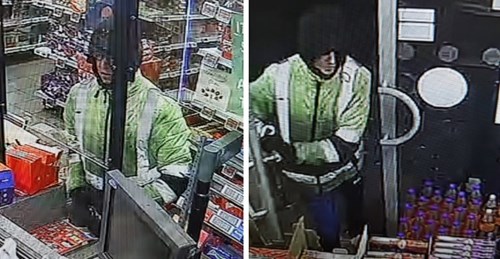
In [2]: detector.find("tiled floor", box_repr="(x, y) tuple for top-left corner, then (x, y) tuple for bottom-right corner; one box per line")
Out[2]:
(5, 58), (64, 129)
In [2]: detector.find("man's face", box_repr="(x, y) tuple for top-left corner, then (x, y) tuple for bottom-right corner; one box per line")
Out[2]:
(312, 51), (336, 76)
(95, 54), (114, 84)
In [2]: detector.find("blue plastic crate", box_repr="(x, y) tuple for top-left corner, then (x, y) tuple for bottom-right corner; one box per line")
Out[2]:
(0, 170), (15, 206)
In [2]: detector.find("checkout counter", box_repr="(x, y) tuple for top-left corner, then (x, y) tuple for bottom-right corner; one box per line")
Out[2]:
(0, 120), (199, 259)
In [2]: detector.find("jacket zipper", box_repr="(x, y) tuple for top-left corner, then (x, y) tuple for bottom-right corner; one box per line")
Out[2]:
(310, 81), (321, 141)
(103, 92), (111, 165)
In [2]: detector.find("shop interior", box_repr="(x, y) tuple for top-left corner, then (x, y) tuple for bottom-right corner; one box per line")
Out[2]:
(0, 0), (243, 258)
(249, 0), (500, 258)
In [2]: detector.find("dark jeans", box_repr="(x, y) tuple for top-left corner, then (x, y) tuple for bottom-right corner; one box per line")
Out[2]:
(286, 176), (364, 252)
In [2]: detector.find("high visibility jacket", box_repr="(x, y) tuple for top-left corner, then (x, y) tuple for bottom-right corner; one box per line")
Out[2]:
(64, 71), (192, 202)
(250, 54), (371, 189)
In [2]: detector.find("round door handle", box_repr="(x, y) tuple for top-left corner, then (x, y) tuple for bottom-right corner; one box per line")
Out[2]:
(378, 87), (422, 146)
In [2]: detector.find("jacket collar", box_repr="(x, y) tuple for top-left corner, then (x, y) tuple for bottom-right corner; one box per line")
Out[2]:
(291, 54), (341, 84)
(127, 70), (148, 96)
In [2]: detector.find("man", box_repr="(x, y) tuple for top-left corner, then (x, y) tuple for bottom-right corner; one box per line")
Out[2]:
(64, 16), (192, 236)
(250, 4), (371, 251)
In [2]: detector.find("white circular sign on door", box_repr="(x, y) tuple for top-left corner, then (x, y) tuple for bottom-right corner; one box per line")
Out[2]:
(417, 67), (468, 108)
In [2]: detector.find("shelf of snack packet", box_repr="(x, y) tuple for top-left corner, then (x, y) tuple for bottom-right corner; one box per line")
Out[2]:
(200, 177), (243, 258)
(34, 47), (78, 69)
(188, 137), (243, 206)
(197, 47), (232, 69)
(3, 16), (49, 29)
(181, 119), (243, 256)
(203, 201), (243, 245)
(29, 0), (228, 24)
(166, 88), (243, 132)
(184, 134), (243, 213)
(172, 170), (243, 257)
(34, 90), (66, 109)
(160, 65), (200, 80)
(196, 200), (243, 259)
(33, 45), (207, 80)
(5, 43), (45, 54)
(31, 0), (87, 18)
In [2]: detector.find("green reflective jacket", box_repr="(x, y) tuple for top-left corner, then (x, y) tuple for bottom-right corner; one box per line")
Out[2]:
(64, 72), (192, 195)
(251, 54), (371, 185)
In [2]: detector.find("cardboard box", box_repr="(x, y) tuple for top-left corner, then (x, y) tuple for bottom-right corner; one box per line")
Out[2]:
(6, 144), (60, 195)
(250, 218), (368, 258)
(289, 217), (368, 259)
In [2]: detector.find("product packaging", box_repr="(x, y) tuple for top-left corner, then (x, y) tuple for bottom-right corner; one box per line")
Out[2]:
(0, 164), (15, 206)
(6, 144), (60, 195)
(369, 236), (429, 254)
(31, 220), (92, 255)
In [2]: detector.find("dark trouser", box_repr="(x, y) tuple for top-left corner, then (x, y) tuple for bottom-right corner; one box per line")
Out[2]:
(286, 176), (364, 252)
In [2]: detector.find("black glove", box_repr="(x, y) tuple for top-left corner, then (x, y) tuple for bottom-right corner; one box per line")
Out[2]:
(69, 187), (103, 237)
(159, 174), (189, 198)
(260, 134), (296, 163)
(282, 136), (360, 176)
(68, 187), (92, 228)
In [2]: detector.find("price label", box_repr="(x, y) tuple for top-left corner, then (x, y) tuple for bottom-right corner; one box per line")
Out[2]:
(170, 43), (181, 50)
(163, 45), (172, 52)
(56, 58), (66, 68)
(176, 196), (185, 208)
(200, 106), (215, 121)
(46, 98), (56, 108)
(172, 25), (181, 34)
(70, 13), (81, 23)
(221, 185), (243, 205)
(190, 67), (200, 74)
(203, 53), (219, 68)
(53, 8), (63, 18)
(221, 165), (236, 179)
(209, 215), (234, 235)
(215, 7), (232, 24)
(217, 210), (241, 227)
(34, 48), (49, 58)
(188, 42), (197, 48)
(224, 118), (240, 131)
(231, 227), (244, 243)
(33, 1), (43, 7)
(211, 184), (224, 196)
(201, 2), (218, 18)
(159, 16), (171, 22)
